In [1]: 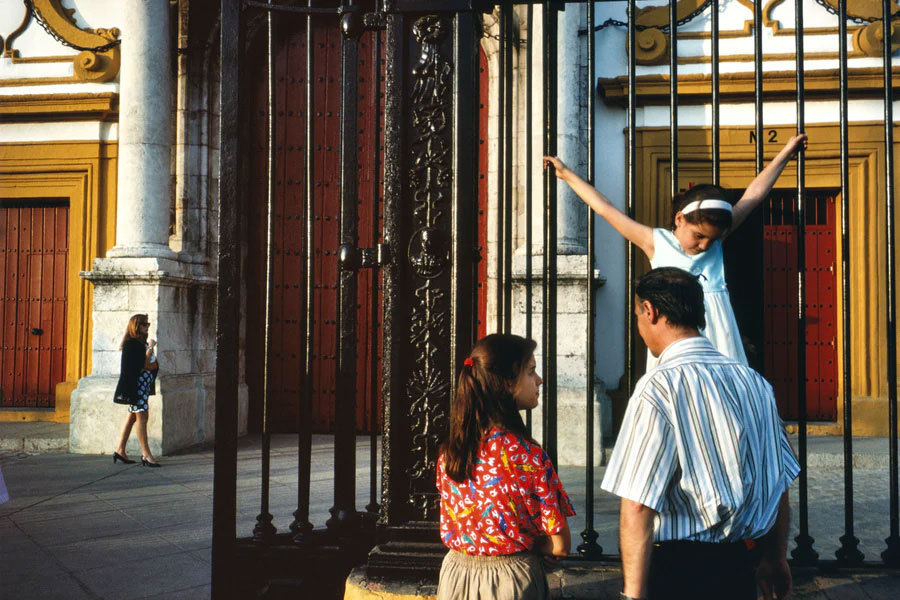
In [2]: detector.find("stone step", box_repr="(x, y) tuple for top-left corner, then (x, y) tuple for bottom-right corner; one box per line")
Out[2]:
(0, 421), (69, 453)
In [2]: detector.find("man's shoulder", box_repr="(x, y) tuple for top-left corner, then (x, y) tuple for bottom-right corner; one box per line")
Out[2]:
(644, 354), (773, 395)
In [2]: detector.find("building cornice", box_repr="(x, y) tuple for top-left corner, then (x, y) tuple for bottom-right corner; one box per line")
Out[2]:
(0, 92), (118, 121)
(598, 66), (900, 106)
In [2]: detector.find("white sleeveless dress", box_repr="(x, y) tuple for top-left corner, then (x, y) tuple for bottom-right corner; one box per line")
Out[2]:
(647, 228), (748, 370)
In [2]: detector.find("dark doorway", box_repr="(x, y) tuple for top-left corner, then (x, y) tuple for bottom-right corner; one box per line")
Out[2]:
(725, 189), (838, 421)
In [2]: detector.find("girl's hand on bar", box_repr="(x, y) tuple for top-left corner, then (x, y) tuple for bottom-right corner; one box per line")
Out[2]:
(543, 156), (570, 178)
(783, 133), (808, 158)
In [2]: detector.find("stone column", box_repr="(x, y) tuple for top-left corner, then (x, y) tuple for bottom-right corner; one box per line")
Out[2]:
(106, 0), (176, 260)
(511, 6), (612, 466)
(68, 1), (245, 456)
(555, 4), (587, 255)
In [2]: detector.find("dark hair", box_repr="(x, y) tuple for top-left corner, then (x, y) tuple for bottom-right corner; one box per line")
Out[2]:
(441, 333), (537, 483)
(671, 184), (733, 231)
(120, 314), (149, 350)
(635, 267), (706, 330)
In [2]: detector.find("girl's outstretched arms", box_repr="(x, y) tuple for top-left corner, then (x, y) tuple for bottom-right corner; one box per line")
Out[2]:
(731, 133), (808, 231)
(543, 156), (655, 259)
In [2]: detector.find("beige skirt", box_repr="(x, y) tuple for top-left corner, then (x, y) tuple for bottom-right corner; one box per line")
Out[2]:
(437, 549), (549, 600)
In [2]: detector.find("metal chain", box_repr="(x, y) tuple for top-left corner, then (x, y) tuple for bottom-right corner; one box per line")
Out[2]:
(25, 0), (121, 53)
(592, 0), (713, 33)
(812, 0), (900, 24)
(481, 0), (710, 42)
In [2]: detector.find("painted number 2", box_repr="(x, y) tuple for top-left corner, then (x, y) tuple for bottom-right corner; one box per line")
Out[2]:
(749, 129), (779, 143)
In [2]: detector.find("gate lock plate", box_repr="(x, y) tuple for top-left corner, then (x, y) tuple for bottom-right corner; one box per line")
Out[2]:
(339, 242), (390, 271)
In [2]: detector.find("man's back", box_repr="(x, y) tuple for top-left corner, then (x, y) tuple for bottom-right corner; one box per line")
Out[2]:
(602, 336), (800, 543)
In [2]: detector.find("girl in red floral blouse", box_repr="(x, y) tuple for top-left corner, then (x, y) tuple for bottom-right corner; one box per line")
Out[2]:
(436, 333), (575, 600)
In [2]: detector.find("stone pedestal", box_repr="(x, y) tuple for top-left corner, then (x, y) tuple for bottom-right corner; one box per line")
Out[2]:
(69, 257), (247, 455)
(511, 253), (612, 466)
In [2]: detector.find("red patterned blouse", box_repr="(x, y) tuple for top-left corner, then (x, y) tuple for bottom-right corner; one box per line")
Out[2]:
(436, 427), (575, 556)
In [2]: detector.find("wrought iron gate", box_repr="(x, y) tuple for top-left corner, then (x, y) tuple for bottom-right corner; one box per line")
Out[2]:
(212, 0), (900, 597)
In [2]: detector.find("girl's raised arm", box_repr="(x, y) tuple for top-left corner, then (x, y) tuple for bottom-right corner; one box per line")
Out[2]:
(731, 133), (808, 231)
(543, 156), (655, 259)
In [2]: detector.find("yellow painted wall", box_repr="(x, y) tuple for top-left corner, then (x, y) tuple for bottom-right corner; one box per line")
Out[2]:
(0, 140), (117, 422)
(634, 122), (900, 435)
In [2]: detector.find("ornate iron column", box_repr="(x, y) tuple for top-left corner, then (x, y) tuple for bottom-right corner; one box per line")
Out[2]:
(369, 0), (479, 576)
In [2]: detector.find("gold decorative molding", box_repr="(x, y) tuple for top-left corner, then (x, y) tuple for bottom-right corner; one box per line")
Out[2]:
(599, 66), (900, 106)
(0, 92), (118, 121)
(764, 0), (900, 56)
(633, 0), (708, 64)
(854, 20), (900, 56)
(2, 0), (121, 85)
(628, 0), (894, 63)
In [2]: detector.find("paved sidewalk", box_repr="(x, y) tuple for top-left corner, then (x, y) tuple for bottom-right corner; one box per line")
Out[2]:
(1, 425), (899, 599)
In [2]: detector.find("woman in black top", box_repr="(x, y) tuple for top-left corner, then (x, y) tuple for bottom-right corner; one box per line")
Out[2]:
(112, 314), (160, 467)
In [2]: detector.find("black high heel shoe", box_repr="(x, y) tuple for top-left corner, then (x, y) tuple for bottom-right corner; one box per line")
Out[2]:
(113, 452), (136, 465)
(141, 457), (161, 468)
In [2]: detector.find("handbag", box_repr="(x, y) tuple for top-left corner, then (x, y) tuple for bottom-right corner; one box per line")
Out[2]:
(113, 392), (135, 405)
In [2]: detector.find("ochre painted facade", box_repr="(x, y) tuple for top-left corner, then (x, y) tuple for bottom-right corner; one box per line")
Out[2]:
(0, 137), (117, 423)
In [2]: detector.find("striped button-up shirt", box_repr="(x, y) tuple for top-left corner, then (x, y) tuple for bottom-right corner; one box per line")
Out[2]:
(601, 336), (800, 542)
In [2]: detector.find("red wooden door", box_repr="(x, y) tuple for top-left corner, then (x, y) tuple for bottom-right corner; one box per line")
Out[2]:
(764, 191), (837, 420)
(246, 21), (383, 434)
(0, 201), (68, 408)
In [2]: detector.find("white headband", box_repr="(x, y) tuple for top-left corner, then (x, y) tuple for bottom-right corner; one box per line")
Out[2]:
(680, 199), (733, 215)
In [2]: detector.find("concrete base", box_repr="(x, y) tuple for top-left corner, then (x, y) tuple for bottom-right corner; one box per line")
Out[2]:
(68, 373), (248, 455)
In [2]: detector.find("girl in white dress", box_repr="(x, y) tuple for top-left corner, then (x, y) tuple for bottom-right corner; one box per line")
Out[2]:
(543, 134), (807, 370)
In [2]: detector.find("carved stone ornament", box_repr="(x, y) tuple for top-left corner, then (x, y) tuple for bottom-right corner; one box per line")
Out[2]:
(4, 0), (121, 84)
(631, 0), (900, 65)
(630, 0), (708, 65)
(405, 14), (453, 519)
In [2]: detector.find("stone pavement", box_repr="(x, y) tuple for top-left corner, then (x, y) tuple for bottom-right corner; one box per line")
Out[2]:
(1, 424), (899, 599)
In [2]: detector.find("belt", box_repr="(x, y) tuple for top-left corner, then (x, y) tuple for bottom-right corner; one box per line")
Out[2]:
(654, 539), (758, 554)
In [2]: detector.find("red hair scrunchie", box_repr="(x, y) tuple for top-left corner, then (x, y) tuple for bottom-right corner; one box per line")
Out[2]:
(463, 358), (474, 368)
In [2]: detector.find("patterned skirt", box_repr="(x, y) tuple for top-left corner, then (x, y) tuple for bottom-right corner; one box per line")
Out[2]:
(127, 369), (156, 414)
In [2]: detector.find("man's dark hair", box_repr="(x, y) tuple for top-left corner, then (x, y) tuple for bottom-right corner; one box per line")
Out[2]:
(636, 267), (706, 330)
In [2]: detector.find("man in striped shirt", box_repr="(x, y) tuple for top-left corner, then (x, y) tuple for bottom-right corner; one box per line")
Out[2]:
(602, 267), (800, 600)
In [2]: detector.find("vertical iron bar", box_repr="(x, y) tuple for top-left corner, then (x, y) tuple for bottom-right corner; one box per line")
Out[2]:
(835, 0), (864, 565)
(882, 0), (900, 565)
(525, 3), (534, 434)
(291, 0), (316, 544)
(626, 0), (637, 396)
(503, 1), (514, 334)
(366, 23), (383, 517)
(711, 0), (720, 185)
(212, 0), (240, 594)
(578, 0), (602, 560)
(496, 3), (507, 333)
(791, 0), (818, 565)
(669, 0), (678, 200)
(328, 1), (362, 536)
(253, 7), (277, 541)
(753, 0), (763, 173)
(543, 0), (558, 466)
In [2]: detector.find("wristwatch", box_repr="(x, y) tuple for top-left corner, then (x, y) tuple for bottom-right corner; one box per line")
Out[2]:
(619, 593), (645, 600)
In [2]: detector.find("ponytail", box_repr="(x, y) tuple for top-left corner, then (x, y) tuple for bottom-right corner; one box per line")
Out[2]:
(442, 333), (536, 483)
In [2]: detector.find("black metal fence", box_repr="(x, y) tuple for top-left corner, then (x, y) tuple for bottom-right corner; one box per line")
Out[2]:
(212, 0), (900, 596)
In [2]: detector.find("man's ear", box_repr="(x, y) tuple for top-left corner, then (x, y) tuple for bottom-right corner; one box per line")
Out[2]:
(641, 300), (660, 324)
